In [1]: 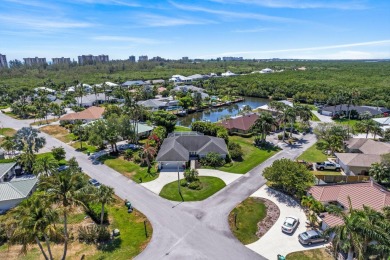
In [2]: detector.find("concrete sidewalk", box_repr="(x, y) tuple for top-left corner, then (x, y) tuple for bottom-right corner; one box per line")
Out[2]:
(141, 169), (242, 194)
(246, 186), (327, 259)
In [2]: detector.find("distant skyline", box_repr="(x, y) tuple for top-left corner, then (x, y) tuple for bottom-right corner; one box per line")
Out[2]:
(1, 0), (389, 61)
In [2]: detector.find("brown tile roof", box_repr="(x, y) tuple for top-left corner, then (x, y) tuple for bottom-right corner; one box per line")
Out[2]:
(308, 182), (390, 213)
(219, 113), (259, 131)
(335, 153), (382, 167)
(60, 106), (105, 121)
(346, 138), (390, 155)
(320, 213), (344, 227)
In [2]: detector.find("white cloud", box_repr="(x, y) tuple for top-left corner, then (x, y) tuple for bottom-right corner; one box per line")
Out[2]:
(209, 0), (367, 10)
(170, 1), (301, 23)
(200, 40), (390, 58)
(92, 35), (167, 44)
(71, 0), (141, 7)
(136, 14), (214, 27)
(0, 15), (93, 30)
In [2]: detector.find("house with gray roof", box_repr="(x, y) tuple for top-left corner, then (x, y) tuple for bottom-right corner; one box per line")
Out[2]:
(137, 99), (168, 110)
(156, 132), (228, 169)
(0, 162), (17, 183)
(335, 138), (390, 175)
(319, 104), (389, 117)
(122, 80), (146, 87)
(0, 175), (38, 212)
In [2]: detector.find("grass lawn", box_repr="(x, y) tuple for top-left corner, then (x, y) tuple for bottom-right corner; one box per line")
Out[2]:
(228, 197), (267, 244)
(0, 127), (16, 137)
(312, 170), (342, 176)
(101, 155), (159, 183)
(334, 118), (360, 128)
(88, 198), (152, 260)
(174, 125), (191, 132)
(310, 111), (320, 121)
(0, 198), (152, 260)
(71, 141), (98, 154)
(36, 152), (68, 165)
(40, 125), (76, 143)
(286, 248), (333, 260)
(218, 136), (279, 174)
(159, 176), (226, 201)
(297, 143), (328, 163)
(30, 118), (58, 126)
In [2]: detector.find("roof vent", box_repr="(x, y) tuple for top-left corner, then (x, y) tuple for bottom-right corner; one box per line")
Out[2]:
(380, 188), (385, 192)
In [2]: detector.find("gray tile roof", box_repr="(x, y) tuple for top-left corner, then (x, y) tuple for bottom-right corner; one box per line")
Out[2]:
(321, 104), (388, 116)
(0, 176), (37, 201)
(137, 99), (167, 108)
(156, 135), (228, 162)
(0, 162), (16, 179)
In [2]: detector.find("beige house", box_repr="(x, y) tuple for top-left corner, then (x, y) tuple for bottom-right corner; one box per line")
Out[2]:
(335, 138), (390, 175)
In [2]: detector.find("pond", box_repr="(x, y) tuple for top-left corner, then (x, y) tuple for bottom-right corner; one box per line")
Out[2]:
(176, 96), (269, 127)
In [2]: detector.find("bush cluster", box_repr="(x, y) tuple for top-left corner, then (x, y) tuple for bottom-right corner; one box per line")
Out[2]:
(78, 225), (111, 244)
(201, 152), (225, 167)
(87, 203), (108, 225)
(228, 142), (243, 160)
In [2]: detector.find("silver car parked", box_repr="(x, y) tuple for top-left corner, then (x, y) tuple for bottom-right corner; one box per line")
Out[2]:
(298, 230), (328, 245)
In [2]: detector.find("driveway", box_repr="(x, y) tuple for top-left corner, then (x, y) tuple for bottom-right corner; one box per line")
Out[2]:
(141, 169), (242, 194)
(247, 186), (327, 259)
(312, 110), (334, 123)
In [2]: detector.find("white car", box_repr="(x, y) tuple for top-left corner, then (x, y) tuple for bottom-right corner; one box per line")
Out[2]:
(281, 216), (299, 234)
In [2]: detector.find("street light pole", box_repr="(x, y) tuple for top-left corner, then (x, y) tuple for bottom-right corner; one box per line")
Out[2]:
(177, 162), (184, 202)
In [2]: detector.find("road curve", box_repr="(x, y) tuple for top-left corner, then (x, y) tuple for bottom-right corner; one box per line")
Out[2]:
(0, 112), (316, 259)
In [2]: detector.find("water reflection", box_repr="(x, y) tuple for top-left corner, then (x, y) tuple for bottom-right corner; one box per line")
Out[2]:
(176, 96), (269, 127)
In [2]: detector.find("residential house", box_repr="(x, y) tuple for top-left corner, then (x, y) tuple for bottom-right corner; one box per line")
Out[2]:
(260, 68), (273, 73)
(156, 132), (228, 169)
(256, 100), (293, 116)
(219, 113), (259, 134)
(0, 175), (38, 212)
(173, 85), (205, 93)
(34, 87), (56, 94)
(335, 138), (390, 175)
(122, 80), (146, 88)
(76, 93), (112, 107)
(373, 117), (390, 131)
(308, 181), (390, 229)
(221, 71), (237, 77)
(188, 74), (208, 81)
(319, 104), (389, 117)
(169, 75), (193, 83)
(59, 106), (105, 123)
(136, 123), (154, 138)
(0, 162), (17, 183)
(137, 99), (168, 110)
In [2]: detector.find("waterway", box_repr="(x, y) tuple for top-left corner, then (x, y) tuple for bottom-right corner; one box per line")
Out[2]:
(176, 96), (269, 127)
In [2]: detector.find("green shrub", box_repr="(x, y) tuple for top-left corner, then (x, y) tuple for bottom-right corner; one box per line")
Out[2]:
(78, 225), (111, 244)
(201, 152), (225, 167)
(228, 142), (243, 160)
(0, 223), (7, 244)
(123, 149), (134, 161)
(87, 203), (108, 225)
(184, 169), (199, 182)
(188, 181), (202, 190)
(133, 153), (142, 164)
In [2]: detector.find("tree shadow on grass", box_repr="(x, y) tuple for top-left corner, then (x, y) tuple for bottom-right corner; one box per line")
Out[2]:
(97, 237), (122, 252)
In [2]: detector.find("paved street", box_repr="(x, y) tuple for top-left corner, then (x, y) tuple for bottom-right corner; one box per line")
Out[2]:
(0, 112), (317, 259)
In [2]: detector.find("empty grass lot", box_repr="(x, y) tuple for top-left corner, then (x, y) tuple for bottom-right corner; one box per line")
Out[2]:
(0, 127), (16, 137)
(228, 197), (267, 244)
(174, 125), (191, 132)
(40, 125), (76, 143)
(286, 248), (333, 260)
(101, 155), (159, 183)
(159, 176), (226, 201)
(218, 136), (279, 174)
(297, 143), (328, 163)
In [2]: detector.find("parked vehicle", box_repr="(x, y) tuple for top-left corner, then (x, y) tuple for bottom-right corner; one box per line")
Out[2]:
(88, 178), (101, 187)
(298, 230), (328, 245)
(117, 144), (140, 151)
(281, 216), (299, 234)
(316, 161), (341, 171)
(57, 165), (69, 172)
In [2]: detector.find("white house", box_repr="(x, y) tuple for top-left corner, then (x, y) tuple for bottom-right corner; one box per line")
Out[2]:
(221, 71), (237, 77)
(169, 75), (193, 83)
(34, 87), (56, 94)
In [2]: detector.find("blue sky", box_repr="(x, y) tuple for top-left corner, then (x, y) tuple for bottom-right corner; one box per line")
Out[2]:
(0, 0), (389, 61)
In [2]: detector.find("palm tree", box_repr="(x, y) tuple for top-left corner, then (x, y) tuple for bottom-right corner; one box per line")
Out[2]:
(251, 112), (275, 144)
(7, 195), (59, 260)
(1, 136), (15, 158)
(285, 107), (297, 138)
(19, 149), (36, 173)
(371, 123), (383, 140)
(92, 84), (99, 106)
(33, 156), (59, 176)
(355, 119), (377, 138)
(39, 171), (88, 260)
(369, 162), (389, 184)
(140, 142), (157, 173)
(95, 185), (115, 225)
(75, 81), (85, 107)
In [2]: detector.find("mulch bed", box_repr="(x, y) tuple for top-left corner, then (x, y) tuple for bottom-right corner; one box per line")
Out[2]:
(256, 198), (280, 237)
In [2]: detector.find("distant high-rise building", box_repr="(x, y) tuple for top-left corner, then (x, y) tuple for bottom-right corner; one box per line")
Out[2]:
(222, 57), (243, 61)
(0, 54), (7, 68)
(150, 56), (164, 62)
(129, 55), (136, 62)
(78, 54), (109, 65)
(23, 57), (47, 66)
(182, 57), (189, 62)
(52, 57), (71, 65)
(138, 55), (148, 62)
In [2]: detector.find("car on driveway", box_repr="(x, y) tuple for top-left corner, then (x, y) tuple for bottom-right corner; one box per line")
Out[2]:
(298, 230), (328, 245)
(57, 165), (69, 172)
(281, 216), (299, 234)
(89, 178), (101, 187)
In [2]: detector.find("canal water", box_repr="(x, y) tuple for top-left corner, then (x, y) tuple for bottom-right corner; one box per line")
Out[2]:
(176, 96), (269, 127)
